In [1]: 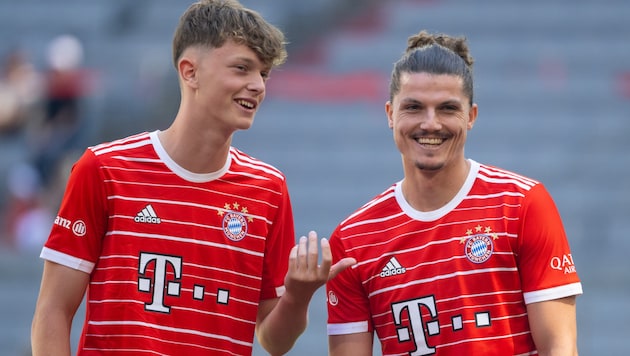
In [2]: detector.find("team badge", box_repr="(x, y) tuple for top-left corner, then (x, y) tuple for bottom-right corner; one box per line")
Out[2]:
(461, 225), (498, 264)
(464, 234), (493, 263)
(219, 202), (252, 242)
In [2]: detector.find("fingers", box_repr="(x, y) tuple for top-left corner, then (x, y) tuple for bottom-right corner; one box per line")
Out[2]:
(291, 231), (356, 281)
(307, 231), (319, 272)
(319, 238), (332, 279)
(319, 236), (357, 280)
(288, 241), (299, 269)
(292, 232), (317, 271)
(297, 235), (308, 269)
(294, 232), (316, 271)
(292, 231), (329, 275)
(329, 257), (357, 280)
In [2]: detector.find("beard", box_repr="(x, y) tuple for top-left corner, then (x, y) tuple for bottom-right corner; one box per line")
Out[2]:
(413, 153), (447, 171)
(415, 161), (445, 171)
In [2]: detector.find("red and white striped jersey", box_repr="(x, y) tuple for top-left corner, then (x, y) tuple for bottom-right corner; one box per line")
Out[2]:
(41, 131), (295, 355)
(327, 160), (582, 355)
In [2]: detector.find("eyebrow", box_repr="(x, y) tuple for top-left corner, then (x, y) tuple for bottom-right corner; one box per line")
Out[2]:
(439, 99), (464, 107)
(232, 56), (271, 71)
(400, 97), (463, 107)
(400, 98), (423, 105)
(233, 56), (256, 64)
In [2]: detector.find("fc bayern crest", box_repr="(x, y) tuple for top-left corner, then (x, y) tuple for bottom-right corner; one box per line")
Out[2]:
(464, 234), (493, 263)
(223, 211), (248, 241)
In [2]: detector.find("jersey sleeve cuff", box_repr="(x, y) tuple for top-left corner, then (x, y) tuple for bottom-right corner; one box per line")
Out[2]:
(327, 321), (369, 335)
(523, 282), (583, 304)
(40, 247), (95, 274)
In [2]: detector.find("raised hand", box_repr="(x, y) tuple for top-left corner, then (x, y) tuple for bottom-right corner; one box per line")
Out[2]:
(284, 231), (356, 302)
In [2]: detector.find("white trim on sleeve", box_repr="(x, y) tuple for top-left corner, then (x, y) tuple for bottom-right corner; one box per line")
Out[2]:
(40, 247), (95, 274)
(523, 282), (583, 304)
(327, 321), (369, 335)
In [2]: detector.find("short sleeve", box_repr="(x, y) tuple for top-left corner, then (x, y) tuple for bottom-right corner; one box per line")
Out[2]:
(326, 228), (372, 335)
(259, 179), (295, 300)
(40, 149), (108, 273)
(517, 183), (582, 304)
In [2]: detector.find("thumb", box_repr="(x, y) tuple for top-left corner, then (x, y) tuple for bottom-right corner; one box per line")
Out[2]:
(328, 257), (357, 280)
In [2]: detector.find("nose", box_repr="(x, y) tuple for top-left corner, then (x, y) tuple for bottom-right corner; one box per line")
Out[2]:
(247, 74), (266, 94)
(419, 109), (441, 130)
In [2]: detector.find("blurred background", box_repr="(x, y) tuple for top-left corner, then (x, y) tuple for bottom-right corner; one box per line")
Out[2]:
(1, 0), (629, 354)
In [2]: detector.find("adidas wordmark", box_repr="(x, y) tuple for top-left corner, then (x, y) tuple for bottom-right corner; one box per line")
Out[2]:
(380, 256), (406, 277)
(135, 204), (161, 224)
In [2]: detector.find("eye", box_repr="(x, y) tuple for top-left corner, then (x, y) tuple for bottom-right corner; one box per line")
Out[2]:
(440, 104), (460, 113)
(260, 71), (270, 80)
(235, 64), (247, 71)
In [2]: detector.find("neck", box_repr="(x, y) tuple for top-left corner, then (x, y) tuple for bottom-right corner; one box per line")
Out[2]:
(159, 118), (233, 174)
(401, 159), (470, 212)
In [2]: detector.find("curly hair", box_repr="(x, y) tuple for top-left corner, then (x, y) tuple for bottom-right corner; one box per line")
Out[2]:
(172, 0), (287, 69)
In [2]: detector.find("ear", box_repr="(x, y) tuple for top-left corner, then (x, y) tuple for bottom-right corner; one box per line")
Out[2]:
(178, 56), (198, 89)
(467, 103), (478, 130)
(385, 100), (394, 129)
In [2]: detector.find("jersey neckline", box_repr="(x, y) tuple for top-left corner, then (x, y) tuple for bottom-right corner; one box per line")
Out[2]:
(394, 159), (480, 222)
(150, 130), (231, 183)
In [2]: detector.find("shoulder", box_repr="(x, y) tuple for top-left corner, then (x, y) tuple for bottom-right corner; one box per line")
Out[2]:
(337, 183), (399, 230)
(229, 147), (286, 182)
(471, 163), (560, 213)
(475, 162), (541, 194)
(88, 132), (153, 159)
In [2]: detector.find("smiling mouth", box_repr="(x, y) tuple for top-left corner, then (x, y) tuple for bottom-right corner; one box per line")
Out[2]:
(416, 137), (445, 146)
(236, 99), (255, 109)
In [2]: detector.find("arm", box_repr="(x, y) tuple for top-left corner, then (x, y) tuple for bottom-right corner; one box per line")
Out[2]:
(31, 261), (89, 356)
(255, 231), (356, 356)
(527, 296), (578, 356)
(329, 332), (374, 356)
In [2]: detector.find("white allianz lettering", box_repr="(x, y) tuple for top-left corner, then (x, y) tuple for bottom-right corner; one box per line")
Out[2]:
(54, 216), (72, 229)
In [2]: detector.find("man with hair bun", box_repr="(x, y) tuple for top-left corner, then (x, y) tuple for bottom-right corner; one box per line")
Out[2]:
(326, 30), (581, 355)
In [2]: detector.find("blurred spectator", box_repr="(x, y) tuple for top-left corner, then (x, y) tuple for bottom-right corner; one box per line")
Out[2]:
(2, 162), (53, 252)
(29, 34), (94, 185)
(0, 48), (43, 136)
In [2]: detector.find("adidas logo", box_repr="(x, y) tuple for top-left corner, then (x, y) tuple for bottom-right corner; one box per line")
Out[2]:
(380, 256), (406, 277)
(134, 204), (161, 224)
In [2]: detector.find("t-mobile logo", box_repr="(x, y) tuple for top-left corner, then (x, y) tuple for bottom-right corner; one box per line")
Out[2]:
(138, 252), (183, 313)
(391, 295), (439, 356)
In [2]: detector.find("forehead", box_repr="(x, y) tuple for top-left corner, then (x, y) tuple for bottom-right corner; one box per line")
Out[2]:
(209, 40), (257, 59)
(190, 40), (269, 68)
(398, 72), (465, 95)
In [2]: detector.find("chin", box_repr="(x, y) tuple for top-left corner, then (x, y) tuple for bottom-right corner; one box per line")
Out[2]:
(236, 120), (255, 131)
(415, 161), (445, 171)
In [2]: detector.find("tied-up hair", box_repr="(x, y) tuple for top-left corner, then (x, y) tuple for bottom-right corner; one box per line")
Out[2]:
(389, 30), (474, 105)
(172, 0), (287, 69)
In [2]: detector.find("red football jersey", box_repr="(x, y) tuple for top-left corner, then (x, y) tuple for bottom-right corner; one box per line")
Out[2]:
(41, 131), (295, 355)
(327, 160), (582, 355)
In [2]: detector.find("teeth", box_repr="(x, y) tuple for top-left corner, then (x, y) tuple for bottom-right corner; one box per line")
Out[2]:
(237, 99), (254, 109)
(417, 137), (443, 145)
